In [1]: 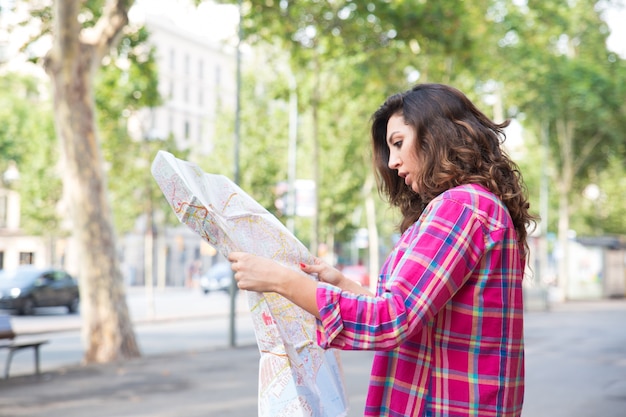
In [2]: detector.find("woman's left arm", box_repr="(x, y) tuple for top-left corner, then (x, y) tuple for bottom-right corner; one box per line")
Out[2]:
(228, 252), (321, 318)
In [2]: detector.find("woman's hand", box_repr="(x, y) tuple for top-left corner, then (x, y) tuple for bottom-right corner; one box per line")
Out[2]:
(228, 252), (287, 293)
(299, 258), (344, 286)
(300, 258), (375, 296)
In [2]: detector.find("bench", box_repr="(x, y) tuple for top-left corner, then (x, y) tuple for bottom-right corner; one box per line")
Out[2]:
(0, 314), (49, 378)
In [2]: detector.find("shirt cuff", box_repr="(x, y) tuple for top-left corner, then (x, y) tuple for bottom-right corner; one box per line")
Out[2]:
(315, 282), (346, 349)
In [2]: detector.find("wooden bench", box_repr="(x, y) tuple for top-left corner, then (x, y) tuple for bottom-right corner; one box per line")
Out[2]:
(0, 314), (49, 379)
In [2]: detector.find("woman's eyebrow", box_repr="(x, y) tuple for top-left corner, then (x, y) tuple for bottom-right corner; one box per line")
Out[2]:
(387, 131), (400, 145)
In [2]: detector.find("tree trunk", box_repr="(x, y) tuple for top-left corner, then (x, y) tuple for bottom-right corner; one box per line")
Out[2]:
(555, 118), (575, 301)
(556, 184), (570, 300)
(44, 0), (140, 363)
(364, 175), (380, 294)
(311, 54), (321, 255)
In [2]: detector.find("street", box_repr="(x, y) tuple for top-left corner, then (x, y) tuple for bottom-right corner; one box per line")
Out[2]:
(522, 300), (626, 417)
(1, 289), (625, 417)
(4, 287), (254, 376)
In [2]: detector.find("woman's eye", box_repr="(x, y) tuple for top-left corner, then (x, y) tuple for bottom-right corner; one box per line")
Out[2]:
(393, 140), (403, 149)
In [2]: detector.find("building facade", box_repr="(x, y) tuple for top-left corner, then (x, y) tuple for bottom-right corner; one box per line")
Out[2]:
(131, 3), (237, 156)
(0, 162), (51, 270)
(119, 3), (237, 286)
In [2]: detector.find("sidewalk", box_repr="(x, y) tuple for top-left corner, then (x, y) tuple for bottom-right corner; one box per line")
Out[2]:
(1, 298), (625, 417)
(10, 287), (251, 336)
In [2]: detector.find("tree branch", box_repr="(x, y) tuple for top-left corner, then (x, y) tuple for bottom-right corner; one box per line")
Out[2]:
(83, 0), (133, 60)
(573, 131), (604, 177)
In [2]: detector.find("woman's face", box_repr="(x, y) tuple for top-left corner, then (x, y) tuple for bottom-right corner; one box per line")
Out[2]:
(386, 113), (421, 193)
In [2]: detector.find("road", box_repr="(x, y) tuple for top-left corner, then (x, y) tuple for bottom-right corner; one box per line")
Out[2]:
(1, 289), (626, 417)
(4, 288), (254, 376)
(522, 300), (626, 417)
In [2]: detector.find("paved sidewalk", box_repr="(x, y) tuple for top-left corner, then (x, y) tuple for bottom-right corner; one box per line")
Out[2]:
(0, 345), (374, 417)
(0, 299), (625, 417)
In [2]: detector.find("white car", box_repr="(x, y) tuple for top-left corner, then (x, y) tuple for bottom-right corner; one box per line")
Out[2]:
(200, 263), (234, 294)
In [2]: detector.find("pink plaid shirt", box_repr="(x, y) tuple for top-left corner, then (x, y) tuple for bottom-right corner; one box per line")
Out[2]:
(316, 184), (525, 417)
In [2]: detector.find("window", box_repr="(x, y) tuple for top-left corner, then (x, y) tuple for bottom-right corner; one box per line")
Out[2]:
(0, 193), (6, 228)
(198, 59), (204, 79)
(184, 120), (190, 140)
(19, 252), (34, 265)
(215, 64), (221, 87)
(0, 251), (4, 270)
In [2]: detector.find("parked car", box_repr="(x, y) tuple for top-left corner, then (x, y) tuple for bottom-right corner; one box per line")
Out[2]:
(0, 266), (80, 315)
(341, 264), (370, 287)
(200, 262), (234, 294)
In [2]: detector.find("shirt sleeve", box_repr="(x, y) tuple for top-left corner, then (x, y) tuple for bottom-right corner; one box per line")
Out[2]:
(316, 196), (489, 350)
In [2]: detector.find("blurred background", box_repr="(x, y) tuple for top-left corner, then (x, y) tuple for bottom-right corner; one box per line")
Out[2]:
(0, 0), (624, 361)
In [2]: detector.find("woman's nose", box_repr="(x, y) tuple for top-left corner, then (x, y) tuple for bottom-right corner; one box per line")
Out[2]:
(388, 152), (400, 169)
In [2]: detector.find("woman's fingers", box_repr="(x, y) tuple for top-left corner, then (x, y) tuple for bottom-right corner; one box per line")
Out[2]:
(227, 252), (284, 293)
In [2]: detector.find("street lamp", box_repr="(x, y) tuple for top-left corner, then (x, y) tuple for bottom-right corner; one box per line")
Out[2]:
(228, 0), (244, 349)
(1, 161), (20, 231)
(3, 160), (20, 188)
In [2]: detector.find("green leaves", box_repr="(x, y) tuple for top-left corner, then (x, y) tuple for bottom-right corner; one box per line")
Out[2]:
(0, 73), (60, 234)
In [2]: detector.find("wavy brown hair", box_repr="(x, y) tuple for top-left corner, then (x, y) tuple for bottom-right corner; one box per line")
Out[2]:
(371, 83), (534, 253)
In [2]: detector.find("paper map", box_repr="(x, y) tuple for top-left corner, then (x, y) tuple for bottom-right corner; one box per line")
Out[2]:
(151, 151), (348, 417)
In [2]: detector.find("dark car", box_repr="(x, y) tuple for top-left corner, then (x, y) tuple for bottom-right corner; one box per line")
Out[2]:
(0, 266), (80, 315)
(200, 262), (234, 294)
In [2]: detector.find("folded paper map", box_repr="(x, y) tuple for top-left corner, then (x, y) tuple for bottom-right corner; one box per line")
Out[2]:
(151, 151), (348, 417)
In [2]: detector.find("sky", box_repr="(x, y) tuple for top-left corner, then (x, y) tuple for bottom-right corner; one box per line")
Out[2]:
(604, 5), (626, 57)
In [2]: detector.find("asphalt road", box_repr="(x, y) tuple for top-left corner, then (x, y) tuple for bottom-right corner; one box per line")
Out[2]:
(1, 289), (625, 417)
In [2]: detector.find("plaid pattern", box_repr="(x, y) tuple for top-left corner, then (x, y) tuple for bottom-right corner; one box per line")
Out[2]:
(317, 184), (525, 417)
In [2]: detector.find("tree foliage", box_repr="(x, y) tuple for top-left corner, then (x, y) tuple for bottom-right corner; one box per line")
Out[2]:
(8, 0), (624, 308)
(0, 73), (61, 233)
(222, 0), (512, 257)
(487, 0), (626, 292)
(95, 25), (184, 234)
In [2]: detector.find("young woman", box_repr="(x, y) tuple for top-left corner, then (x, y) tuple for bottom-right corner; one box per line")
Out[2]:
(228, 83), (534, 417)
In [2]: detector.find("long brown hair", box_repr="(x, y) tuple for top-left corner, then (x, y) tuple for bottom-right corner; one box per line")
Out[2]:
(371, 83), (534, 252)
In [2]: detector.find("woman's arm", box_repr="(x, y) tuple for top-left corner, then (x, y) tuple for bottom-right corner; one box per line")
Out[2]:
(227, 252), (375, 319)
(227, 252), (320, 318)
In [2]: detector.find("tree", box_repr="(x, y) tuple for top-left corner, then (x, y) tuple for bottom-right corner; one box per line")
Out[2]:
(0, 73), (61, 236)
(228, 0), (504, 271)
(493, 0), (626, 295)
(41, 0), (140, 363)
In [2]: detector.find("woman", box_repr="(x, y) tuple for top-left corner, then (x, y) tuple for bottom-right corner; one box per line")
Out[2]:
(229, 83), (534, 417)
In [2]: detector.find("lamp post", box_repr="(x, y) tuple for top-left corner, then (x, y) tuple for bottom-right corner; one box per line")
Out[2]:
(2, 161), (20, 231)
(3, 160), (19, 187)
(143, 140), (156, 319)
(286, 68), (298, 234)
(142, 110), (161, 319)
(228, 0), (243, 348)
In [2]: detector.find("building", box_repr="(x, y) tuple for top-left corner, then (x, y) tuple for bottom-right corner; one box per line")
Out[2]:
(0, 2), (238, 287)
(120, 1), (238, 286)
(129, 0), (237, 156)
(0, 162), (50, 270)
